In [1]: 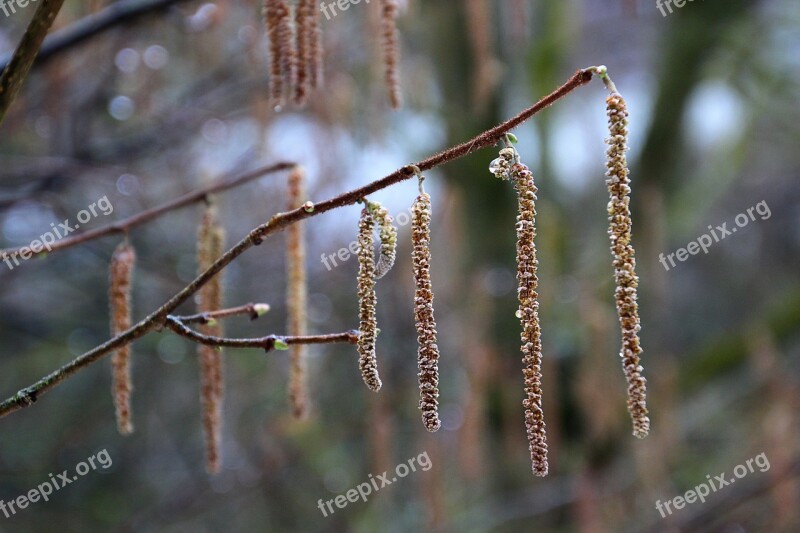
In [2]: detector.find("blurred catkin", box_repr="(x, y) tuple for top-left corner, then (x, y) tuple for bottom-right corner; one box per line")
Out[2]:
(264, 0), (295, 110)
(294, 0), (315, 106)
(380, 0), (402, 109)
(412, 192), (441, 432)
(605, 93), (649, 439)
(286, 167), (309, 418)
(465, 0), (494, 111)
(357, 206), (382, 391)
(371, 202), (397, 279)
(109, 242), (136, 436)
(510, 152), (549, 476)
(197, 203), (226, 473)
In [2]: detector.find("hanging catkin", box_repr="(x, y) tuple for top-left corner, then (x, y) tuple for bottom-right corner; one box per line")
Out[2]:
(109, 242), (136, 436)
(197, 203), (226, 473)
(380, 0), (402, 109)
(370, 202), (397, 279)
(356, 206), (382, 391)
(605, 92), (650, 439)
(503, 146), (549, 476)
(264, 0), (295, 110)
(286, 167), (309, 418)
(294, 0), (320, 105)
(412, 190), (441, 432)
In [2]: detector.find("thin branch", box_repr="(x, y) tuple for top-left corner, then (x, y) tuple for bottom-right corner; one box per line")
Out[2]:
(0, 0), (66, 127)
(174, 303), (271, 325)
(166, 316), (359, 351)
(0, 162), (296, 261)
(0, 0), (195, 73)
(0, 68), (596, 419)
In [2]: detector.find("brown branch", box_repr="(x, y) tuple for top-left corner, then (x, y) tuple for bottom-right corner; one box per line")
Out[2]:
(166, 316), (359, 351)
(175, 303), (271, 325)
(0, 162), (296, 262)
(0, 68), (596, 419)
(0, 0), (65, 127)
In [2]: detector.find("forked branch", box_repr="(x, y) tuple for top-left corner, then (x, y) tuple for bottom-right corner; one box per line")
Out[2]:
(0, 68), (597, 419)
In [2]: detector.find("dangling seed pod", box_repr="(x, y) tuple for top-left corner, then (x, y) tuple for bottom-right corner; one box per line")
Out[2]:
(286, 167), (309, 418)
(109, 241), (136, 436)
(412, 188), (441, 432)
(264, 0), (295, 110)
(197, 202), (226, 473)
(380, 0), (402, 109)
(507, 147), (549, 476)
(294, 0), (321, 105)
(605, 92), (650, 439)
(357, 205), (382, 391)
(369, 201), (397, 279)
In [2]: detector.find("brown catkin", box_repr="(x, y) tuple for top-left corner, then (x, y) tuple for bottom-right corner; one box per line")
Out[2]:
(309, 0), (323, 88)
(412, 192), (441, 432)
(605, 93), (650, 439)
(287, 168), (309, 418)
(197, 203), (226, 473)
(511, 154), (549, 477)
(264, 0), (295, 110)
(371, 202), (397, 279)
(109, 242), (136, 436)
(294, 0), (320, 105)
(356, 206), (382, 391)
(380, 0), (402, 109)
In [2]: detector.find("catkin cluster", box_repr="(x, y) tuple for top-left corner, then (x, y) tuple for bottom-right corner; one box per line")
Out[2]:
(109, 242), (136, 436)
(357, 207), (382, 391)
(197, 203), (226, 473)
(510, 154), (549, 476)
(264, 0), (296, 110)
(287, 168), (309, 418)
(380, 0), (402, 109)
(605, 93), (649, 439)
(412, 192), (441, 432)
(371, 202), (397, 279)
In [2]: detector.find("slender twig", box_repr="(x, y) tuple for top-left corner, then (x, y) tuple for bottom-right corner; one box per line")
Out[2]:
(0, 163), (296, 262)
(0, 0), (66, 127)
(0, 68), (596, 419)
(174, 303), (271, 325)
(0, 0), (194, 73)
(166, 316), (359, 351)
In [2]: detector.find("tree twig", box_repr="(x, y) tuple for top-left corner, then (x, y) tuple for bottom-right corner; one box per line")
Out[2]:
(174, 303), (271, 325)
(0, 0), (66, 127)
(165, 316), (359, 351)
(0, 68), (596, 419)
(0, 162), (296, 262)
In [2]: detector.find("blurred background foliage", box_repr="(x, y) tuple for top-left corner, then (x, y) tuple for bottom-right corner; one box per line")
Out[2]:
(1, 0), (799, 531)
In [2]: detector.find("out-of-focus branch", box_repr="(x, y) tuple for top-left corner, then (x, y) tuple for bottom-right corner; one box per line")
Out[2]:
(0, 162), (297, 262)
(0, 0), (65, 127)
(0, 0), (195, 73)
